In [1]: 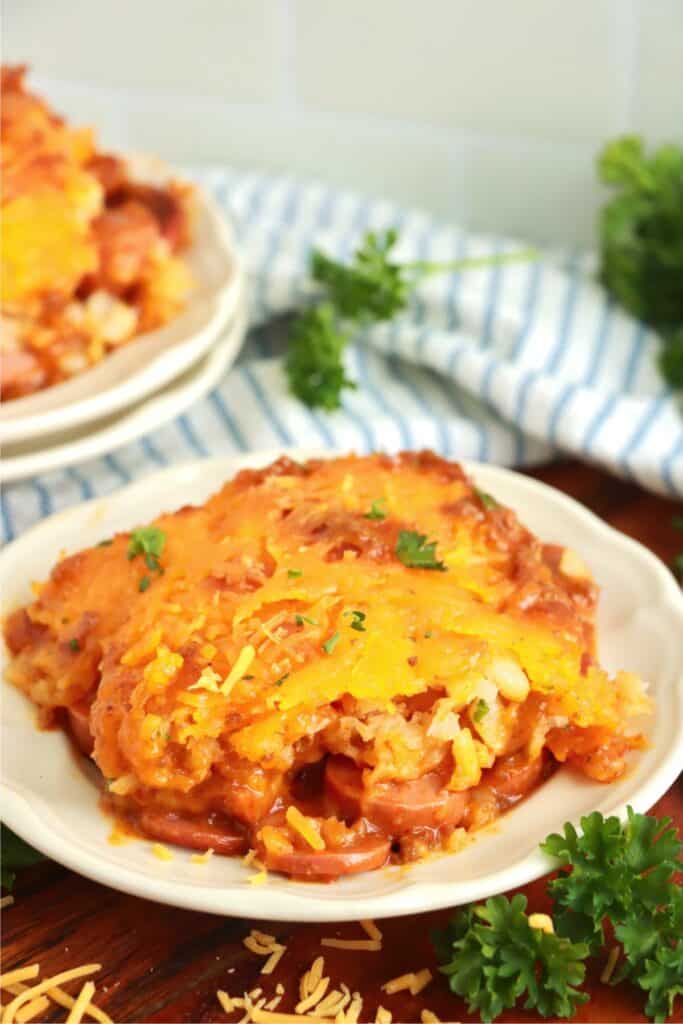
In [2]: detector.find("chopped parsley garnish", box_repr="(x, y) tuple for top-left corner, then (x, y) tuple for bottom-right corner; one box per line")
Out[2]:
(96, 538), (113, 547)
(345, 610), (366, 632)
(473, 698), (489, 722)
(364, 499), (387, 521)
(274, 673), (289, 686)
(128, 526), (166, 590)
(322, 632), (340, 654)
(295, 614), (318, 626)
(287, 569), (303, 579)
(424, 630), (433, 638)
(474, 488), (499, 510)
(396, 530), (447, 571)
(68, 638), (81, 652)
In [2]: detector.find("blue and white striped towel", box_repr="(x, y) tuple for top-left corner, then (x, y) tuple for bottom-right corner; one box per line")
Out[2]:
(2, 169), (681, 543)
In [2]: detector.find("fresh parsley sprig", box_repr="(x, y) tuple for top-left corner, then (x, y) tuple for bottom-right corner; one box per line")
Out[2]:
(598, 136), (683, 388)
(433, 894), (589, 1023)
(542, 809), (683, 1023)
(286, 229), (536, 409)
(433, 809), (683, 1023)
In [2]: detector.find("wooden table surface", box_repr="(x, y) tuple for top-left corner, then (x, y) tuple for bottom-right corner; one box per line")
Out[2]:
(3, 459), (682, 1024)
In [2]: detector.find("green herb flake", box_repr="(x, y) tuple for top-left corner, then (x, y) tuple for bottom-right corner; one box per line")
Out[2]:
(128, 526), (166, 561)
(287, 569), (303, 579)
(96, 538), (113, 547)
(322, 632), (341, 655)
(473, 698), (489, 723)
(295, 614), (318, 626)
(396, 530), (447, 571)
(364, 499), (387, 521)
(139, 576), (151, 593)
(475, 488), (499, 510)
(345, 610), (366, 632)
(68, 638), (81, 653)
(274, 673), (289, 687)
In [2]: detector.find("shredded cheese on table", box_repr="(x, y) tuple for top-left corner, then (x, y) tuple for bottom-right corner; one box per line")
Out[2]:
(65, 980), (96, 1024)
(320, 938), (381, 952)
(2, 963), (101, 1024)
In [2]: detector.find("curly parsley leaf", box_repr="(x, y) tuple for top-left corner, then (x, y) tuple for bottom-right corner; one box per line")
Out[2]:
(311, 228), (410, 323)
(285, 303), (355, 411)
(396, 530), (447, 571)
(344, 609), (366, 632)
(433, 893), (589, 1023)
(1, 824), (44, 892)
(597, 136), (683, 389)
(364, 499), (387, 521)
(543, 809), (682, 953)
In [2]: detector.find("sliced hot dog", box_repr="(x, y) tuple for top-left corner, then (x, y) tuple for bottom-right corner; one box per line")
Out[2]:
(259, 833), (391, 880)
(482, 751), (547, 802)
(66, 703), (94, 757)
(325, 755), (468, 834)
(138, 808), (248, 855)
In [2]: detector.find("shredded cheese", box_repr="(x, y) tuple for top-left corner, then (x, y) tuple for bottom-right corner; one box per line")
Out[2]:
(285, 806), (325, 851)
(15, 996), (51, 1024)
(65, 980), (96, 1024)
(320, 939), (381, 952)
(2, 964), (100, 1024)
(0, 896), (15, 910)
(410, 969), (432, 996)
(601, 946), (620, 984)
(250, 1010), (328, 1024)
(359, 920), (382, 942)
(151, 843), (173, 861)
(300, 957), (324, 1000)
(217, 990), (234, 1014)
(0, 968), (39, 989)
(375, 1007), (392, 1024)
(261, 946), (286, 975)
(222, 645), (256, 695)
(296, 977), (330, 1014)
(343, 994), (363, 1024)
(421, 1012), (441, 1023)
(190, 847), (214, 864)
(528, 913), (554, 935)
(5, 980), (111, 1024)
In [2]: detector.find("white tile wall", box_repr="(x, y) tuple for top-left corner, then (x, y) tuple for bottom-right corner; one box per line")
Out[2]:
(4, 0), (681, 246)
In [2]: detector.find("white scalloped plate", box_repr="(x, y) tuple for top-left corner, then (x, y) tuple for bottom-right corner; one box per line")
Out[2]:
(0, 301), (247, 483)
(1, 452), (682, 922)
(0, 155), (244, 446)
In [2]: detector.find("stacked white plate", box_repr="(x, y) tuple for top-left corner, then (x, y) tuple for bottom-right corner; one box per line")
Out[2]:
(1, 158), (247, 482)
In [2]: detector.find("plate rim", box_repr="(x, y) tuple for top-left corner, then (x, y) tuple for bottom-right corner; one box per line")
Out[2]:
(1, 451), (682, 922)
(0, 302), (248, 483)
(0, 177), (244, 446)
